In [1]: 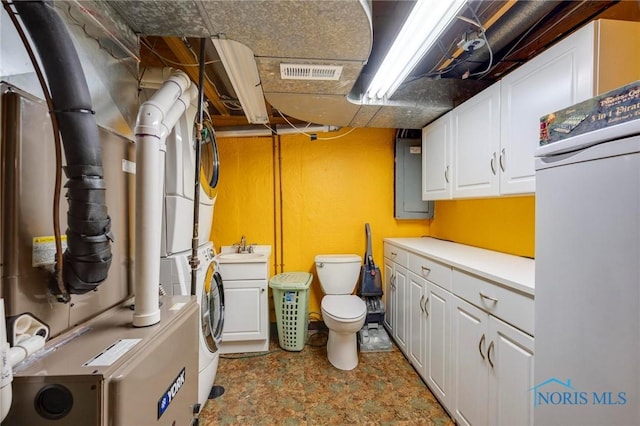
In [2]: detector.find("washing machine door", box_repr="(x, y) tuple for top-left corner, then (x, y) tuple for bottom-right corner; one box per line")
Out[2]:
(202, 262), (224, 353)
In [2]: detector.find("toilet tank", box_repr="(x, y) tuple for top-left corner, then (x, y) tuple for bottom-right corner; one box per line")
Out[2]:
(314, 254), (362, 295)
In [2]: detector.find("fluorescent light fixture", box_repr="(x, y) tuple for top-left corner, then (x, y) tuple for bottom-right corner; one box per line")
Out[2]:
(212, 38), (269, 124)
(365, 0), (466, 102)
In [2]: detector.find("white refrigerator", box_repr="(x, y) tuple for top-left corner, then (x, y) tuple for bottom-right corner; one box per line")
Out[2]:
(534, 121), (640, 425)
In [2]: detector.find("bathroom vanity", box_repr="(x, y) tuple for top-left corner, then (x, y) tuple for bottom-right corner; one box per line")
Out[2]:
(215, 245), (271, 354)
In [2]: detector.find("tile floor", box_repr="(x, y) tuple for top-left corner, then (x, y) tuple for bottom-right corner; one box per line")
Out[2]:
(198, 331), (454, 425)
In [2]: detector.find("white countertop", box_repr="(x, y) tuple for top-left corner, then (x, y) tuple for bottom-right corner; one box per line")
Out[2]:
(384, 237), (535, 296)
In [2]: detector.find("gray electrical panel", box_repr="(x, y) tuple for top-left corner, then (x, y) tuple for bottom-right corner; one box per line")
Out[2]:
(394, 131), (434, 219)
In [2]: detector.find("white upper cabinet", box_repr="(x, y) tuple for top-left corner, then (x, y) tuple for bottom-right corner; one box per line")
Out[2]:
(499, 22), (594, 195)
(452, 83), (501, 198)
(422, 112), (452, 200)
(422, 19), (640, 200)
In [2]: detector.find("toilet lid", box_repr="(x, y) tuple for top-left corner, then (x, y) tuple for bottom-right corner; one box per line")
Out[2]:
(322, 295), (366, 320)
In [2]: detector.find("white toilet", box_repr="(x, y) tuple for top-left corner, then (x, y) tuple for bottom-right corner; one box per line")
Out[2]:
(315, 254), (367, 370)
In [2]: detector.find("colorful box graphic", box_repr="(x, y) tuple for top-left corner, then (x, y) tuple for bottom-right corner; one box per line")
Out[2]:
(540, 80), (640, 146)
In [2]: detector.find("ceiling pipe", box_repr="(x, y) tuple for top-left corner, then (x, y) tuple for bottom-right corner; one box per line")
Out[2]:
(215, 124), (339, 138)
(449, 0), (559, 79)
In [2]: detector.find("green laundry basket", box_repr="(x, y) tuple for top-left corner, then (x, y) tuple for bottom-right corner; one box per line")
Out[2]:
(269, 272), (313, 351)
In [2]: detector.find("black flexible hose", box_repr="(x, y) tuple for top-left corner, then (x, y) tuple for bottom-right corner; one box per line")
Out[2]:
(13, 0), (113, 294)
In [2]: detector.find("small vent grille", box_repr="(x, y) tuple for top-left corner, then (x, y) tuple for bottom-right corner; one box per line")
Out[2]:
(280, 64), (343, 81)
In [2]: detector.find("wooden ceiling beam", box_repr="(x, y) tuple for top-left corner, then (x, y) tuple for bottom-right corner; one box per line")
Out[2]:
(162, 37), (231, 117)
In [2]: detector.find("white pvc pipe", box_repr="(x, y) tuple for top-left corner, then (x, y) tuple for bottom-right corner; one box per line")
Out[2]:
(11, 314), (49, 342)
(133, 70), (194, 327)
(0, 300), (12, 423)
(8, 336), (46, 368)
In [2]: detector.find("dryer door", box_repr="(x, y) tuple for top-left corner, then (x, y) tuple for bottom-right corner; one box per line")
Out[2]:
(200, 120), (220, 194)
(201, 262), (224, 353)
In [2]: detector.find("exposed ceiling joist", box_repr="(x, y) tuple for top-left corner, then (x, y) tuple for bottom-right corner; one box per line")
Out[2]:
(162, 37), (231, 117)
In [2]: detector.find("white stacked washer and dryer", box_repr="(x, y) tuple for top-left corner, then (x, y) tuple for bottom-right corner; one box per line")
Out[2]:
(158, 97), (224, 408)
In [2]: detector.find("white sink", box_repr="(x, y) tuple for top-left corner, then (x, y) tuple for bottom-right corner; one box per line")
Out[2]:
(215, 252), (266, 263)
(215, 245), (271, 280)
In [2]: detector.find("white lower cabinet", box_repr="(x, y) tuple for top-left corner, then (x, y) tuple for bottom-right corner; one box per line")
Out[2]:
(384, 240), (535, 426)
(451, 295), (534, 426)
(216, 254), (270, 354)
(383, 258), (395, 334)
(218, 278), (269, 353)
(488, 315), (535, 426)
(451, 296), (490, 426)
(383, 246), (409, 354)
(393, 265), (408, 354)
(408, 271), (453, 409)
(424, 282), (452, 407)
(408, 273), (426, 373)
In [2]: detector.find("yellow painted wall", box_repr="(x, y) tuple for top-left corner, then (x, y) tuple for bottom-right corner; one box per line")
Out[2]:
(211, 128), (430, 317)
(430, 196), (535, 258)
(210, 127), (536, 319)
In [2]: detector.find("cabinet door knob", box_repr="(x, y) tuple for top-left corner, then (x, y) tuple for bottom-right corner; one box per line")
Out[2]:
(479, 333), (486, 360)
(421, 266), (431, 276)
(488, 341), (495, 368)
(499, 148), (506, 172)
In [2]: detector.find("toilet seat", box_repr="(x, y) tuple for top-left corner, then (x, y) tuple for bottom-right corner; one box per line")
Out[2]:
(321, 295), (366, 321)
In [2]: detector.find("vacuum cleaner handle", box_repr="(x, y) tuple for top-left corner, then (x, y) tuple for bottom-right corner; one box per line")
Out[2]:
(365, 223), (373, 266)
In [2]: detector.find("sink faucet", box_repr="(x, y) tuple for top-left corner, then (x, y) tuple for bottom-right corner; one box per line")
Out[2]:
(234, 235), (253, 253)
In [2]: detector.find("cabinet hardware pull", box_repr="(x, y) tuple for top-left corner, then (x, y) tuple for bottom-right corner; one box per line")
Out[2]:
(490, 152), (497, 175)
(424, 297), (429, 317)
(261, 288), (265, 293)
(488, 341), (495, 368)
(479, 292), (498, 303)
(419, 295), (425, 314)
(479, 334), (486, 360)
(444, 166), (450, 183)
(390, 274), (396, 289)
(499, 148), (506, 172)
(421, 266), (431, 275)
(391, 252), (397, 258)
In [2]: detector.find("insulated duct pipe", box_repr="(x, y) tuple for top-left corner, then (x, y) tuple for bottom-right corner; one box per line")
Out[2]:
(12, 0), (113, 294)
(134, 71), (197, 327)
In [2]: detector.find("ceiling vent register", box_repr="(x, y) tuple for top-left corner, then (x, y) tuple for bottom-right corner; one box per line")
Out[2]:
(280, 64), (343, 81)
